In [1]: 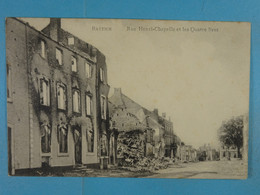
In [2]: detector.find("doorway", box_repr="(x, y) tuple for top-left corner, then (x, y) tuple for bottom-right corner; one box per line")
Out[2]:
(8, 127), (13, 175)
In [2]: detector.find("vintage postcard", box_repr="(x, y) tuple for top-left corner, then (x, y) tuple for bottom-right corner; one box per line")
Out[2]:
(6, 18), (250, 179)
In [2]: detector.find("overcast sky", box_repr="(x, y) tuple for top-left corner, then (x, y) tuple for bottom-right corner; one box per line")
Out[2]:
(20, 18), (250, 148)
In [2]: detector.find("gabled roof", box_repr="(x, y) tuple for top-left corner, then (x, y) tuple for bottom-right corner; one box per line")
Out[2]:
(109, 90), (146, 121)
(109, 89), (164, 132)
(146, 117), (163, 130)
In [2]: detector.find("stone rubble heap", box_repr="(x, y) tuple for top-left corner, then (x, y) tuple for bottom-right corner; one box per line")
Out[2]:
(117, 130), (174, 172)
(117, 130), (145, 165)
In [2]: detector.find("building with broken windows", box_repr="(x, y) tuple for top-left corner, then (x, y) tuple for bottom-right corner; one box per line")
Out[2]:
(108, 88), (176, 165)
(158, 113), (175, 158)
(145, 109), (165, 158)
(6, 18), (110, 174)
(108, 88), (148, 165)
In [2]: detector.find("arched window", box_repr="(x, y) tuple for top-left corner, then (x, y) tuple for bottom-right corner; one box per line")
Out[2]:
(58, 124), (68, 153)
(56, 48), (63, 65)
(85, 62), (92, 78)
(100, 95), (106, 119)
(57, 83), (66, 110)
(87, 129), (94, 152)
(72, 89), (80, 113)
(7, 63), (12, 100)
(40, 78), (50, 106)
(85, 93), (92, 116)
(40, 124), (51, 153)
(100, 68), (105, 82)
(101, 133), (107, 156)
(71, 56), (77, 72)
(40, 40), (46, 59)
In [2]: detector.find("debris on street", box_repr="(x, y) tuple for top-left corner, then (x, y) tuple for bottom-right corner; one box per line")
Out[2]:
(116, 130), (175, 172)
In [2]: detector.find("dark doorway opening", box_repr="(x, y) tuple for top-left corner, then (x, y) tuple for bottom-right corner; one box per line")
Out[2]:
(8, 127), (13, 175)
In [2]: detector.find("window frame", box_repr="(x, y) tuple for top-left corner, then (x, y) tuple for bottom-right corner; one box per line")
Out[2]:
(55, 48), (63, 65)
(6, 63), (12, 102)
(40, 39), (46, 59)
(72, 88), (81, 113)
(100, 95), (107, 120)
(39, 77), (51, 107)
(85, 93), (92, 117)
(57, 82), (67, 111)
(100, 68), (104, 82)
(40, 124), (52, 155)
(71, 56), (77, 72)
(86, 128), (94, 153)
(85, 62), (92, 78)
(57, 124), (69, 155)
(68, 37), (75, 45)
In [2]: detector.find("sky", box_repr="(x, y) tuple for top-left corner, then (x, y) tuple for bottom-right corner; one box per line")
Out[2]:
(20, 18), (250, 148)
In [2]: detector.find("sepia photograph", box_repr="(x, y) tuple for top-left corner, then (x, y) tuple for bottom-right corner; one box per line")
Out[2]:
(6, 17), (250, 179)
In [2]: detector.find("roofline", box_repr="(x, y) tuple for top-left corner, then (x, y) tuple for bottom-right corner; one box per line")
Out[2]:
(9, 17), (97, 64)
(110, 89), (173, 124)
(41, 19), (108, 59)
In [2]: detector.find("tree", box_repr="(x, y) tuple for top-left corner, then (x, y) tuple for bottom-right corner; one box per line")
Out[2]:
(218, 115), (244, 158)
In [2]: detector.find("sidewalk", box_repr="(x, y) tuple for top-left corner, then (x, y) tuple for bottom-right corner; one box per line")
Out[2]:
(14, 165), (154, 177)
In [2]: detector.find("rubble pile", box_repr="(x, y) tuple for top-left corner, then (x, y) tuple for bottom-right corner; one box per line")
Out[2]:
(117, 130), (145, 166)
(135, 157), (172, 171)
(117, 130), (174, 172)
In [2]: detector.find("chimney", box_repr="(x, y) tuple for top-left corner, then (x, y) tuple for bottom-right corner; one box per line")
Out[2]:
(162, 112), (166, 118)
(49, 18), (61, 41)
(153, 108), (158, 116)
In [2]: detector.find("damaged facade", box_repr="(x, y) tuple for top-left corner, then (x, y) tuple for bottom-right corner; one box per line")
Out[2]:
(108, 88), (178, 165)
(6, 18), (110, 174)
(158, 113), (175, 158)
(175, 141), (197, 162)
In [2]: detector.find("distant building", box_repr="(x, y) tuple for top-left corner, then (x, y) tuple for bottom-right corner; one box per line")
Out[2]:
(190, 148), (197, 162)
(6, 18), (110, 174)
(219, 146), (239, 160)
(178, 145), (197, 162)
(198, 144), (219, 161)
(178, 144), (187, 162)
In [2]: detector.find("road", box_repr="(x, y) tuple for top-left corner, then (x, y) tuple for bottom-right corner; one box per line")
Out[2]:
(146, 160), (247, 179)
(15, 159), (247, 179)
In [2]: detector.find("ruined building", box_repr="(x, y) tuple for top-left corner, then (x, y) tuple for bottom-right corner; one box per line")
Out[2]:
(109, 88), (173, 163)
(6, 18), (110, 174)
(158, 113), (175, 158)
